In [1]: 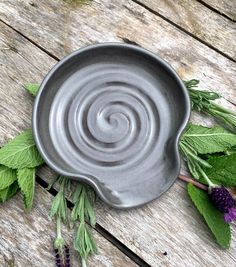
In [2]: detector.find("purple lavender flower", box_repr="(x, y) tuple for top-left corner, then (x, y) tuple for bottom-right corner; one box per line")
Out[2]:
(54, 249), (62, 267)
(208, 186), (236, 223)
(64, 245), (71, 267)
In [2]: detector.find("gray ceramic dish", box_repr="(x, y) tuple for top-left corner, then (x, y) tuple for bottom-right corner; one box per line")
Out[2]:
(32, 43), (190, 209)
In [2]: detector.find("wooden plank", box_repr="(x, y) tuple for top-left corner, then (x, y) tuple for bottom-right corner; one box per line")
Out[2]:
(1, 17), (236, 267)
(136, 0), (236, 60)
(0, 0), (236, 105)
(0, 21), (139, 267)
(0, 1), (236, 266)
(202, 0), (236, 21)
(0, 185), (138, 267)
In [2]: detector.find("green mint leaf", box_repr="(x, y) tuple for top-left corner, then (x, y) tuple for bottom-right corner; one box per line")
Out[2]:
(200, 154), (236, 187)
(0, 165), (17, 190)
(17, 168), (35, 211)
(0, 181), (19, 203)
(182, 124), (236, 154)
(24, 83), (40, 96)
(0, 129), (44, 169)
(187, 183), (231, 249)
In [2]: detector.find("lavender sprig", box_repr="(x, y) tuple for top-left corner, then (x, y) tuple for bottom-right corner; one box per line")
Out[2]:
(71, 184), (97, 266)
(50, 176), (71, 267)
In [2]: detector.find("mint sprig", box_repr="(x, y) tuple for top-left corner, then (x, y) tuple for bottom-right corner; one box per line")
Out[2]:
(182, 123), (236, 154)
(17, 168), (36, 211)
(0, 129), (44, 210)
(0, 129), (44, 169)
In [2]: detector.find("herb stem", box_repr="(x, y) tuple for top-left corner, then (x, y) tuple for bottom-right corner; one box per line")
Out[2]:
(56, 216), (62, 239)
(82, 258), (87, 267)
(180, 142), (212, 168)
(178, 174), (208, 191)
(198, 168), (215, 188)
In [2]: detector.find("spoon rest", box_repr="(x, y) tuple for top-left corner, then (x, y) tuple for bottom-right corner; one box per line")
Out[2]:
(33, 43), (190, 208)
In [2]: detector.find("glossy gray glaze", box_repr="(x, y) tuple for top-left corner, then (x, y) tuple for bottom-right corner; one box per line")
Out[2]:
(32, 43), (190, 208)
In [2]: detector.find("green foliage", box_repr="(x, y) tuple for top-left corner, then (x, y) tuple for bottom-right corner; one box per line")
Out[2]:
(180, 141), (212, 180)
(0, 129), (44, 169)
(24, 83), (39, 96)
(17, 168), (36, 211)
(74, 222), (97, 260)
(199, 154), (236, 187)
(71, 184), (97, 262)
(182, 124), (236, 154)
(50, 177), (68, 222)
(71, 184), (96, 227)
(0, 181), (19, 203)
(188, 184), (231, 249)
(0, 165), (17, 190)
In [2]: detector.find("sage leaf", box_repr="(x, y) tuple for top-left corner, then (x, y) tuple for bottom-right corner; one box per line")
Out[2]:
(188, 183), (231, 249)
(25, 83), (40, 96)
(182, 124), (236, 154)
(17, 168), (36, 211)
(0, 181), (19, 203)
(200, 154), (236, 187)
(0, 165), (17, 190)
(0, 129), (44, 169)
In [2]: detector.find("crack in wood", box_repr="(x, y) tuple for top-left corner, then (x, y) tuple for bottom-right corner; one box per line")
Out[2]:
(196, 0), (236, 22)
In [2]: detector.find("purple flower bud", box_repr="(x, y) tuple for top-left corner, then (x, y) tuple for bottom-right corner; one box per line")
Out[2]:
(64, 245), (71, 267)
(54, 248), (62, 267)
(208, 186), (236, 222)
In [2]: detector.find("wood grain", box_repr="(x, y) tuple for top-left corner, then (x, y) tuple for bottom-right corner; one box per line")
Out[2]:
(0, 185), (138, 267)
(1, 16), (236, 267)
(0, 0), (236, 105)
(135, 0), (236, 60)
(202, 0), (236, 21)
(0, 19), (139, 267)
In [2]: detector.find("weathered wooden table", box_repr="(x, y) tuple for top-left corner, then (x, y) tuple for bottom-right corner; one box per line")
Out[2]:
(0, 0), (236, 266)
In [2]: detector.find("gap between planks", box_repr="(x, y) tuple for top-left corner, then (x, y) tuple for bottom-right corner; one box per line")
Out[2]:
(1, 0), (236, 66)
(36, 176), (151, 267)
(1, 17), (236, 111)
(131, 0), (236, 63)
(0, 19), (60, 61)
(196, 0), (236, 22)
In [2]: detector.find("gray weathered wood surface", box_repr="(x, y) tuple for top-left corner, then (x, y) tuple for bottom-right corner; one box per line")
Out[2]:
(0, 0), (235, 105)
(0, 185), (138, 267)
(0, 21), (138, 267)
(137, 0), (236, 60)
(202, 0), (236, 20)
(0, 0), (236, 266)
